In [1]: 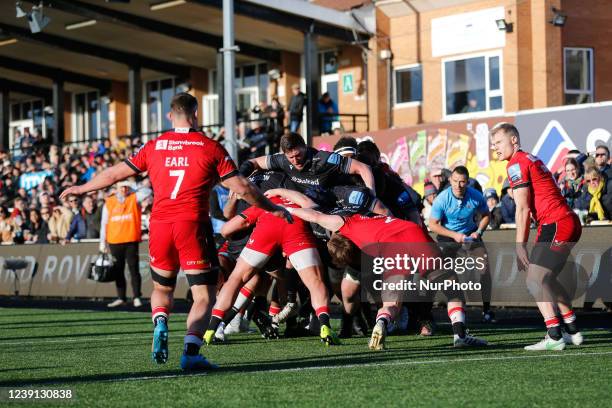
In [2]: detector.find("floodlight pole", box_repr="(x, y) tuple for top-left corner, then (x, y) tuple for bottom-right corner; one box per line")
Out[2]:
(221, 0), (238, 161)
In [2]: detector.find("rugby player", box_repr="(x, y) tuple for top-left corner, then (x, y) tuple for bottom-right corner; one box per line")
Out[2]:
(276, 198), (488, 350)
(239, 132), (376, 207)
(60, 93), (292, 370)
(204, 191), (340, 346)
(491, 122), (583, 351)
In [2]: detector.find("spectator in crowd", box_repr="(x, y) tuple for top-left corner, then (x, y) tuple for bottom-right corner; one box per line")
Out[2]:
(65, 195), (101, 241)
(135, 178), (153, 203)
(428, 168), (444, 191)
(245, 121), (269, 159)
(24, 209), (49, 244)
(500, 179), (516, 224)
(576, 167), (612, 222)
(48, 205), (73, 243)
(594, 145), (611, 177)
(0, 206), (17, 243)
(287, 83), (306, 133)
(318, 92), (339, 135)
(421, 182), (437, 226)
(484, 188), (503, 230)
(461, 96), (481, 113)
(560, 157), (585, 209)
(13, 129), (24, 160)
(268, 96), (285, 151)
(100, 181), (143, 308)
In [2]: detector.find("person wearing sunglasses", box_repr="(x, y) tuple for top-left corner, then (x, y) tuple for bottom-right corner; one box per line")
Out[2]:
(594, 145), (611, 178)
(576, 167), (612, 222)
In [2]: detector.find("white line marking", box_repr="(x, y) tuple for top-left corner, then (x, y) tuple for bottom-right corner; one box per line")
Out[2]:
(0, 336), (146, 346)
(258, 350), (612, 374)
(18, 350), (612, 385)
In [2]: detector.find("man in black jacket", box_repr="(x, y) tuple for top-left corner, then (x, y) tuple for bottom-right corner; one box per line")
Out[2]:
(287, 84), (306, 133)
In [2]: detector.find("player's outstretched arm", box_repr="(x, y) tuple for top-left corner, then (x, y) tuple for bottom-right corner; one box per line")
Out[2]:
(287, 207), (344, 231)
(264, 188), (317, 209)
(349, 159), (376, 196)
(223, 174), (293, 223)
(59, 162), (137, 200)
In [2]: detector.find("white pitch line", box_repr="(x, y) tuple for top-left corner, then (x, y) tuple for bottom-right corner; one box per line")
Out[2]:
(258, 350), (612, 374)
(17, 350), (612, 386)
(0, 335), (148, 346)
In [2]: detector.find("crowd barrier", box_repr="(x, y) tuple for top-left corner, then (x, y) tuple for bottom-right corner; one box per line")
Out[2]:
(0, 226), (610, 304)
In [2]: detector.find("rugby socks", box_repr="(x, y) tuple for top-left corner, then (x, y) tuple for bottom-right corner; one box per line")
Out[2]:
(269, 304), (281, 318)
(562, 310), (578, 335)
(152, 306), (169, 327)
(285, 268), (298, 304)
(223, 286), (254, 324)
(316, 306), (331, 327)
(375, 311), (392, 329)
(209, 308), (225, 333)
(448, 307), (466, 338)
(544, 316), (562, 340)
(184, 331), (203, 356)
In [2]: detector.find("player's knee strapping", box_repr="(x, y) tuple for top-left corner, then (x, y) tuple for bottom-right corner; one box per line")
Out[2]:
(186, 268), (219, 286)
(151, 268), (177, 287)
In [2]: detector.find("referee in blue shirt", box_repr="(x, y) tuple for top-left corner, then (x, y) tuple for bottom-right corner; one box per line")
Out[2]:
(429, 166), (495, 323)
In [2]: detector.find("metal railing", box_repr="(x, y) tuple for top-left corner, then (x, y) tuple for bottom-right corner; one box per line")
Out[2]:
(5, 112), (369, 159)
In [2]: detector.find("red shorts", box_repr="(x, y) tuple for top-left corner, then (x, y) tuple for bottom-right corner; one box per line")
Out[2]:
(535, 212), (582, 246)
(532, 212), (581, 270)
(240, 218), (319, 270)
(149, 220), (212, 272)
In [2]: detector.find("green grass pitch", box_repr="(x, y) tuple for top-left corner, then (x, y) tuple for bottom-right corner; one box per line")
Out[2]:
(1, 307), (611, 407)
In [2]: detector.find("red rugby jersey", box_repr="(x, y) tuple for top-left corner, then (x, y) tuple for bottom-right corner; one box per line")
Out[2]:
(506, 150), (571, 225)
(126, 128), (237, 222)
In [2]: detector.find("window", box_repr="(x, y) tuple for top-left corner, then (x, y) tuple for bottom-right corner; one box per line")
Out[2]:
(564, 48), (593, 104)
(144, 77), (179, 133)
(444, 53), (503, 116)
(322, 51), (338, 75)
(394, 65), (422, 105)
(74, 91), (106, 141)
(208, 64), (270, 113)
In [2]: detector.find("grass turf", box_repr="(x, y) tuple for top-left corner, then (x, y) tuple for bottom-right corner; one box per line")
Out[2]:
(0, 307), (611, 407)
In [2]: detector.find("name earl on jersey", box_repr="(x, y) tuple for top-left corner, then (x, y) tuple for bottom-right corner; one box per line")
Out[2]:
(165, 156), (189, 167)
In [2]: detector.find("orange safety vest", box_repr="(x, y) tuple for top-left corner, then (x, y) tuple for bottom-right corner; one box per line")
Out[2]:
(105, 193), (141, 244)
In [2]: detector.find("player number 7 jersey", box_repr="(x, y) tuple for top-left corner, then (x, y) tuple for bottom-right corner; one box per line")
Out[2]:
(125, 128), (238, 223)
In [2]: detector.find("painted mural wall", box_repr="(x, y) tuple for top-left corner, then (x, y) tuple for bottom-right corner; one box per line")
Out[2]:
(314, 102), (612, 196)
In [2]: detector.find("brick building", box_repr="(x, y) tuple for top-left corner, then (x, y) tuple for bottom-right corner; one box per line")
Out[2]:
(0, 0), (609, 150)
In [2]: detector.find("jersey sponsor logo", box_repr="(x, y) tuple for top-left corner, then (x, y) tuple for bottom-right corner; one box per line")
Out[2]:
(155, 139), (168, 150)
(185, 259), (206, 266)
(326, 153), (341, 165)
(508, 163), (523, 183)
(290, 175), (320, 186)
(175, 127), (190, 133)
(248, 238), (255, 245)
